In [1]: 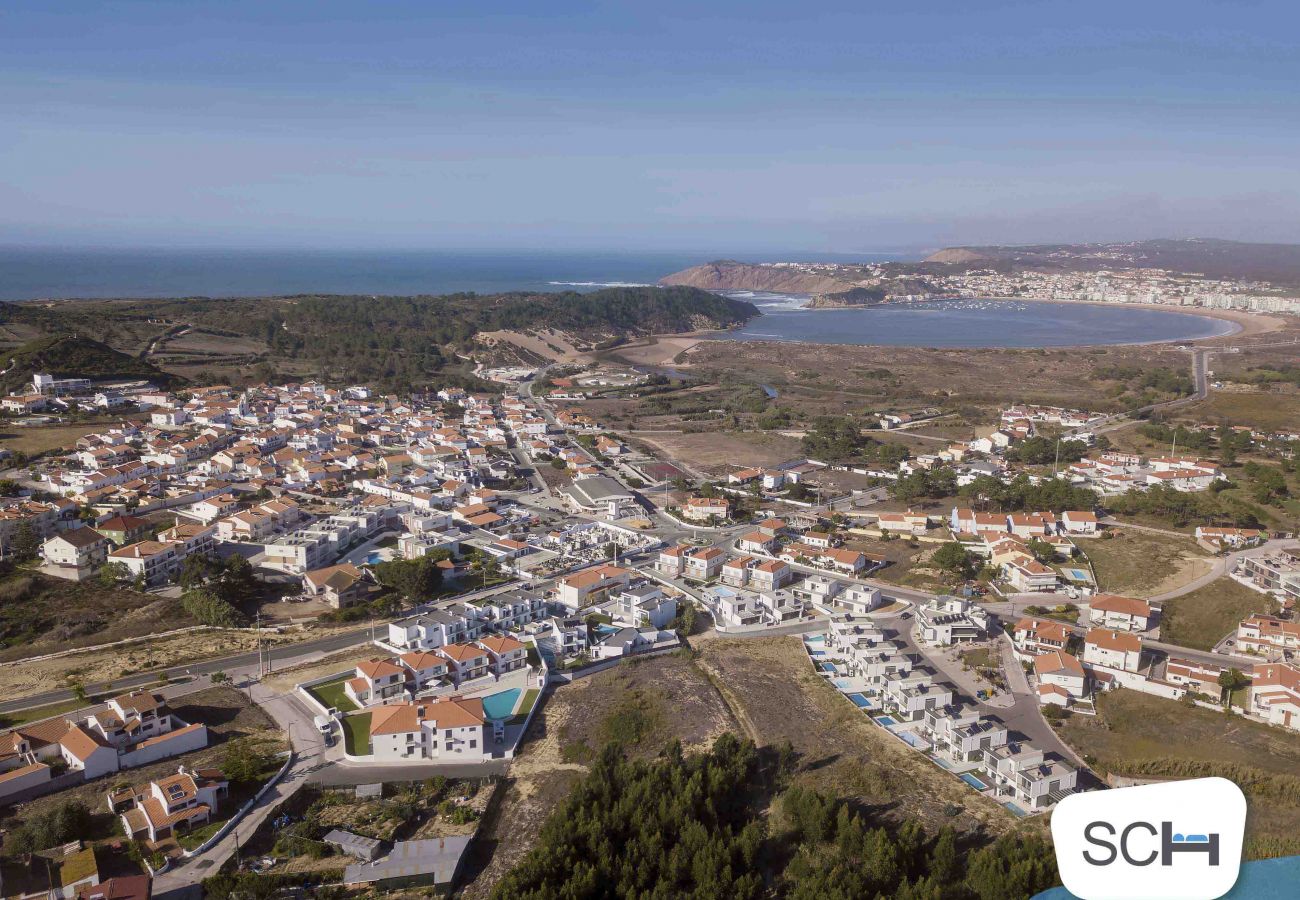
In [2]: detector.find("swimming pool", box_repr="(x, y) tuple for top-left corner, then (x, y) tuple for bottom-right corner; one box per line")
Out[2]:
(898, 732), (927, 748)
(834, 678), (853, 689)
(817, 662), (837, 673)
(846, 693), (875, 709)
(366, 551), (385, 565)
(1002, 801), (1030, 818)
(481, 688), (521, 720)
(874, 716), (897, 726)
(960, 774), (988, 791)
(804, 634), (826, 645)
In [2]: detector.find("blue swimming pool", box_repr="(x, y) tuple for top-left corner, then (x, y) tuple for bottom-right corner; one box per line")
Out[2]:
(817, 662), (837, 673)
(834, 678), (853, 689)
(481, 688), (521, 720)
(1002, 801), (1029, 818)
(961, 774), (988, 791)
(898, 732), (927, 748)
(366, 551), (385, 565)
(846, 693), (875, 709)
(874, 716), (896, 726)
(804, 634), (826, 645)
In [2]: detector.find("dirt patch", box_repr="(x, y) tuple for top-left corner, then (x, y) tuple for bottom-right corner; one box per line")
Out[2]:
(630, 430), (803, 474)
(459, 651), (737, 897)
(1081, 530), (1212, 597)
(694, 636), (1018, 835)
(263, 647), (393, 694)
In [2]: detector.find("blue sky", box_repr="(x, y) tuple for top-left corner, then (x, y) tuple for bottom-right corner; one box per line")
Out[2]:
(2, 0), (1298, 253)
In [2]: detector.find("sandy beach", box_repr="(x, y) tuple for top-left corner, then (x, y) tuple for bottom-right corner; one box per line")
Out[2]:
(1006, 296), (1286, 341)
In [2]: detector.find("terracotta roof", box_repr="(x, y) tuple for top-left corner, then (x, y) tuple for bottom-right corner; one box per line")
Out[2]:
(1090, 594), (1151, 617)
(369, 697), (486, 735)
(356, 658), (404, 680)
(1033, 650), (1085, 677)
(60, 724), (110, 762)
(477, 634), (525, 655)
(1085, 627), (1142, 654)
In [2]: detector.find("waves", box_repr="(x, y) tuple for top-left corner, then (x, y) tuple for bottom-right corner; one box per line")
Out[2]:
(547, 280), (654, 288)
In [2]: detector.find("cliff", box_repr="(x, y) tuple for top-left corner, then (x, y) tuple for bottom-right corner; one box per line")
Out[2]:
(804, 286), (888, 308)
(659, 260), (852, 295)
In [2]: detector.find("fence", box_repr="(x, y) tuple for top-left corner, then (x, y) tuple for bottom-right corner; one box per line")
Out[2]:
(180, 748), (296, 859)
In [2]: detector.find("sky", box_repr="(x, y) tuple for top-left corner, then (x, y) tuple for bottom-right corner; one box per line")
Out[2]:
(2, 0), (1299, 254)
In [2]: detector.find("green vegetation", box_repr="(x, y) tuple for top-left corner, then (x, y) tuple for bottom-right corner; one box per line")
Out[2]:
(801, 415), (909, 465)
(342, 713), (371, 756)
(1091, 365), (1194, 408)
(932, 542), (976, 579)
(959, 474), (1096, 513)
(371, 554), (444, 603)
(492, 735), (1059, 899)
(1107, 483), (1269, 529)
(0, 333), (180, 395)
(1, 800), (92, 857)
(306, 676), (360, 713)
(1160, 577), (1273, 650)
(1004, 435), (1088, 465)
(180, 588), (246, 627)
(1057, 690), (1300, 858)
(6, 286), (755, 392)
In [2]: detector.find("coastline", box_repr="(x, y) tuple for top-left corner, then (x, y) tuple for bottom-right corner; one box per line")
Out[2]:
(607, 296), (1289, 368)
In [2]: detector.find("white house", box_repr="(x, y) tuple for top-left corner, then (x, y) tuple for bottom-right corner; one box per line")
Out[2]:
(1082, 628), (1143, 673)
(367, 697), (491, 761)
(1087, 594), (1151, 632)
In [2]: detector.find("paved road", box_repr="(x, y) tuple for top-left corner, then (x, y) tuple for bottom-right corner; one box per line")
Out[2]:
(982, 600), (1256, 668)
(1147, 539), (1297, 603)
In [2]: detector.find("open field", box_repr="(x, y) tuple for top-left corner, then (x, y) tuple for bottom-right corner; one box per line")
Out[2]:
(628, 430), (804, 474)
(0, 573), (200, 662)
(682, 340), (1199, 415)
(1081, 530), (1212, 597)
(1176, 389), (1300, 433)
(1160, 577), (1274, 650)
(0, 420), (126, 457)
(843, 534), (953, 593)
(0, 620), (360, 702)
(1056, 690), (1300, 858)
(692, 635), (1019, 835)
(459, 650), (736, 898)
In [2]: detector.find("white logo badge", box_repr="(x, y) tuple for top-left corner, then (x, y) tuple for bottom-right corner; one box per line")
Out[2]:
(1051, 778), (1246, 900)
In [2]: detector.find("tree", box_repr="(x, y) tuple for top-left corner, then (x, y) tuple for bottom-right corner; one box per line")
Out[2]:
(373, 556), (442, 603)
(1217, 667), (1250, 705)
(0, 479), (20, 497)
(214, 553), (259, 605)
(11, 521), (39, 562)
(179, 553), (223, 590)
(1026, 538), (1056, 564)
(222, 738), (273, 784)
(181, 589), (246, 627)
(931, 542), (975, 579)
(97, 560), (131, 588)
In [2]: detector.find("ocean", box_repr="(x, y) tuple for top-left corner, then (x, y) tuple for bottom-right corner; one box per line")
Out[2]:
(0, 247), (900, 301)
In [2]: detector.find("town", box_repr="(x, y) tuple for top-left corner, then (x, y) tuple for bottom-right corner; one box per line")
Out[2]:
(0, 361), (1297, 898)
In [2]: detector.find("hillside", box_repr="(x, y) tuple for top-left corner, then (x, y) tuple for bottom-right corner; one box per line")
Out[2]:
(921, 238), (1300, 285)
(659, 260), (852, 294)
(0, 334), (180, 395)
(2, 286), (757, 393)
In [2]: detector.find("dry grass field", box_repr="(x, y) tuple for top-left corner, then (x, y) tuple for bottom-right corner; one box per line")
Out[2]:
(1159, 577), (1274, 650)
(1081, 530), (1212, 597)
(1057, 690), (1300, 858)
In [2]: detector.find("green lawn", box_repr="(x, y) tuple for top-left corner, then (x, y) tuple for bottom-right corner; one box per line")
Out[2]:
(508, 688), (542, 725)
(342, 713), (371, 756)
(305, 676), (359, 713)
(1160, 577), (1273, 650)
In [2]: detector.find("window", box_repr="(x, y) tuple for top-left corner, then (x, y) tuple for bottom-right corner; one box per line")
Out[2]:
(470, 739), (476, 749)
